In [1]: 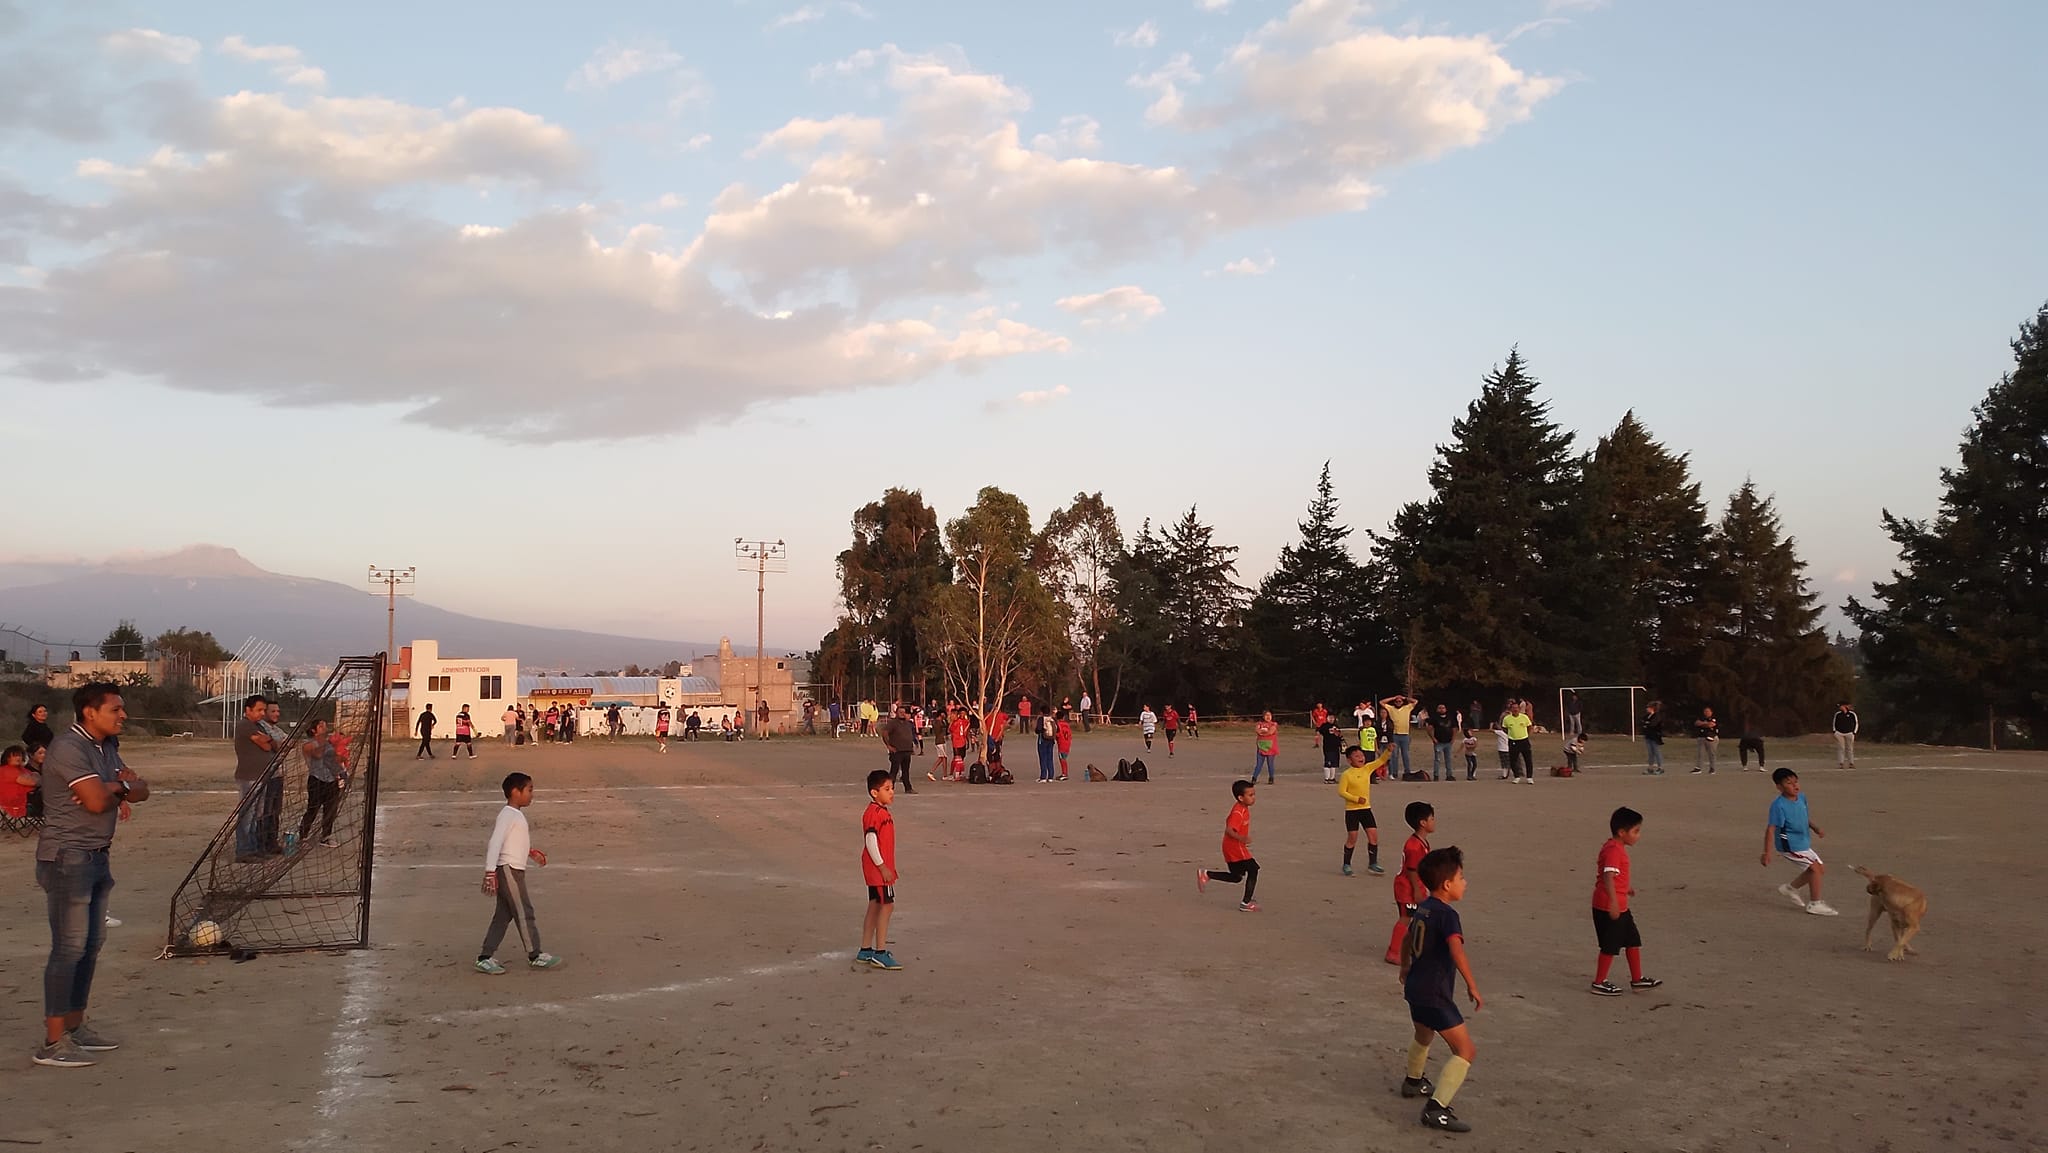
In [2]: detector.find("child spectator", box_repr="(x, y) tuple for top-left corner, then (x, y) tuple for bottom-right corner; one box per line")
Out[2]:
(1318, 716), (1344, 783)
(1139, 705), (1157, 751)
(1589, 807), (1661, 996)
(1387, 801), (1435, 964)
(1461, 725), (1477, 781)
(1764, 768), (1837, 915)
(857, 769), (902, 970)
(1195, 780), (1260, 911)
(1338, 745), (1391, 875)
(1399, 846), (1482, 1133)
(1252, 711), (1279, 784)
(1162, 705), (1180, 757)
(475, 772), (562, 973)
(1564, 732), (1586, 775)
(1492, 717), (1511, 780)
(1054, 711), (1074, 780)
(0, 744), (31, 821)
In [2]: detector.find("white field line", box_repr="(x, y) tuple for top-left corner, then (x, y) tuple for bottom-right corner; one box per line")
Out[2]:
(397, 862), (835, 889)
(425, 950), (843, 1023)
(304, 802), (393, 1151)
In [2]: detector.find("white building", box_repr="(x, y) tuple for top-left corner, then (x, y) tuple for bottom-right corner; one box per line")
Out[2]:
(399, 640), (519, 737)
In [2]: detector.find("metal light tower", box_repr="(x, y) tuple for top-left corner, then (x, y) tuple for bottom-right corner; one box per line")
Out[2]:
(734, 540), (786, 736)
(368, 566), (416, 733)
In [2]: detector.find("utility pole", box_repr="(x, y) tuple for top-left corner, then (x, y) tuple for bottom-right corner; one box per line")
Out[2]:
(734, 540), (786, 737)
(368, 566), (416, 736)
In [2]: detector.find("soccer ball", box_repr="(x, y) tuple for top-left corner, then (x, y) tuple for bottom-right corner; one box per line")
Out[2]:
(188, 920), (223, 948)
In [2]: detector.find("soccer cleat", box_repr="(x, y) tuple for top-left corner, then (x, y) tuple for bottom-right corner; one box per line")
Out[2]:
(1805, 901), (1840, 917)
(1368, 861), (1386, 875)
(855, 948), (876, 967)
(1343, 863), (1355, 876)
(1238, 900), (1260, 912)
(1589, 980), (1624, 997)
(66, 1023), (120, 1051)
(870, 950), (903, 970)
(1776, 883), (1808, 909)
(475, 958), (508, 975)
(1630, 977), (1664, 990)
(1195, 869), (1209, 894)
(31, 1038), (97, 1069)
(528, 952), (565, 969)
(1401, 1075), (1434, 1099)
(1420, 1102), (1472, 1132)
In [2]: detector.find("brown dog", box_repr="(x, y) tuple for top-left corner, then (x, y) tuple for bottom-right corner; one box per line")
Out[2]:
(1853, 865), (1927, 961)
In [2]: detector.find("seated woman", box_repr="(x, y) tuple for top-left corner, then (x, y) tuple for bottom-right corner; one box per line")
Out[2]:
(720, 714), (736, 741)
(0, 744), (36, 831)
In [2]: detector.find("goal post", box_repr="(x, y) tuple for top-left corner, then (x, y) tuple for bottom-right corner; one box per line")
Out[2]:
(1559, 685), (1648, 742)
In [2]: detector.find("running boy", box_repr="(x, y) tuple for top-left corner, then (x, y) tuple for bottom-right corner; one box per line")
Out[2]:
(1195, 780), (1260, 911)
(1589, 806), (1661, 995)
(1400, 846), (1482, 1133)
(1764, 768), (1837, 915)
(857, 769), (902, 970)
(1387, 800), (1435, 964)
(1338, 744), (1392, 875)
(476, 772), (563, 973)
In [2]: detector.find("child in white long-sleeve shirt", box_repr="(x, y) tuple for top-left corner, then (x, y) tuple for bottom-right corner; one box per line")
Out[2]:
(476, 772), (564, 973)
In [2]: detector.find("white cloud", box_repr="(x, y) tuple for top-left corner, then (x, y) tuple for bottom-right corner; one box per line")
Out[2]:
(1221, 253), (1274, 275)
(1055, 285), (1164, 326)
(567, 39), (683, 90)
(770, 2), (872, 31)
(1114, 21), (1161, 49)
(1013, 384), (1071, 405)
(1128, 54), (1200, 125)
(104, 28), (201, 64)
(219, 35), (326, 88)
(1029, 114), (1101, 155)
(1545, 0), (1609, 11)
(1833, 567), (1858, 584)
(1197, 0), (1232, 11)
(682, 133), (713, 152)
(648, 192), (688, 211)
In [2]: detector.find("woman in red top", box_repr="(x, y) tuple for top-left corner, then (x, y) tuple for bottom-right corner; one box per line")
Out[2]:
(0, 744), (31, 821)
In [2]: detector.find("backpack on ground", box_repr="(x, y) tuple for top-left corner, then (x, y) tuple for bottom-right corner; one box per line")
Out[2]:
(1113, 758), (1132, 781)
(1129, 758), (1148, 782)
(1086, 764), (1109, 782)
(967, 761), (988, 784)
(991, 766), (1014, 784)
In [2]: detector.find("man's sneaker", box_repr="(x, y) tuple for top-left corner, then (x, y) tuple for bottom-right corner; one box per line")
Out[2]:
(320, 838), (340, 848)
(1630, 977), (1664, 990)
(1238, 900), (1260, 912)
(855, 948), (876, 967)
(1342, 862), (1355, 876)
(1195, 869), (1209, 894)
(1805, 901), (1840, 917)
(1690, 768), (1703, 774)
(475, 958), (508, 975)
(1367, 862), (1386, 875)
(31, 1037), (96, 1069)
(1777, 883), (1808, 909)
(870, 950), (902, 970)
(66, 1023), (120, 1051)
(529, 952), (565, 968)
(1419, 1102), (1472, 1132)
(103, 915), (122, 928)
(1400, 1075), (1434, 1099)
(1589, 980), (1624, 997)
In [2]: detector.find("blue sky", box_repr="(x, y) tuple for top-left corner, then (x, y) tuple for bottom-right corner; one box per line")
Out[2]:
(1, 0), (2041, 650)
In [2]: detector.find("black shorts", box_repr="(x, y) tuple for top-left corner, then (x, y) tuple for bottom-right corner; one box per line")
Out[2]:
(1408, 997), (1465, 1033)
(1593, 908), (1642, 955)
(455, 734), (472, 744)
(1345, 808), (1377, 831)
(867, 885), (895, 904)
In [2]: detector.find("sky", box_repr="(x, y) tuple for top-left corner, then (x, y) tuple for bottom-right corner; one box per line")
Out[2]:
(1, 0), (2042, 651)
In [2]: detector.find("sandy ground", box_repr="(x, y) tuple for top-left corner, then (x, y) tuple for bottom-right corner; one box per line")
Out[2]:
(5, 727), (2044, 1152)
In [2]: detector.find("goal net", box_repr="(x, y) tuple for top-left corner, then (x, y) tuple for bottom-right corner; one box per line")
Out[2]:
(1558, 685), (1648, 741)
(163, 655), (386, 956)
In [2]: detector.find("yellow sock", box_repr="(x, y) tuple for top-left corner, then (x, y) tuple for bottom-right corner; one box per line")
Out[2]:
(1405, 1038), (1431, 1079)
(1433, 1056), (1471, 1107)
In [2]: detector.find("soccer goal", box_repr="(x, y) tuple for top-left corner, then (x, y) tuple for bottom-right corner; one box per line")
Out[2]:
(1558, 685), (1649, 742)
(162, 655), (386, 957)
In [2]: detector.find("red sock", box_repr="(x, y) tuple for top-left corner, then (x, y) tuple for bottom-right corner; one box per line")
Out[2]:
(1625, 947), (1643, 982)
(1595, 954), (1614, 983)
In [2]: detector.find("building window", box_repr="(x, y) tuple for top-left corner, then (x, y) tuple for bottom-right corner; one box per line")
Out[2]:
(480, 675), (503, 700)
(776, 661), (785, 669)
(428, 675), (451, 692)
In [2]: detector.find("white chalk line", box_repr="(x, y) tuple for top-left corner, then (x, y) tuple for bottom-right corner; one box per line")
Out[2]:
(395, 862), (836, 890)
(424, 950), (843, 1023)
(304, 802), (395, 1151)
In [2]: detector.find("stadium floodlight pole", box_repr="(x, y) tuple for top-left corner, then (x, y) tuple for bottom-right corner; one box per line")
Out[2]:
(734, 540), (787, 735)
(368, 566), (416, 733)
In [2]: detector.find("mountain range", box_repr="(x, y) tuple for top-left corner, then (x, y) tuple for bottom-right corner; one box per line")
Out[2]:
(0, 547), (729, 671)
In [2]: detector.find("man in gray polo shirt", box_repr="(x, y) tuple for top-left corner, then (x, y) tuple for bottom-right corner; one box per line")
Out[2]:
(34, 682), (151, 1068)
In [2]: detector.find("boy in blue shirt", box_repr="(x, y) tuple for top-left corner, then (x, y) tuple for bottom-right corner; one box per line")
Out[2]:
(1763, 768), (1838, 916)
(1399, 846), (1483, 1134)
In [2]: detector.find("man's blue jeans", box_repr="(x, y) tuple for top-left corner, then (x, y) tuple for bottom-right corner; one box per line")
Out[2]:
(38, 848), (113, 1018)
(1253, 752), (1275, 783)
(236, 777), (283, 857)
(1646, 741), (1664, 772)
(1390, 733), (1412, 777)
(1432, 741), (1454, 780)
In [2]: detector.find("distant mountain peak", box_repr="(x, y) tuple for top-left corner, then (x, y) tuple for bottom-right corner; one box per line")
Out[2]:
(100, 545), (274, 580)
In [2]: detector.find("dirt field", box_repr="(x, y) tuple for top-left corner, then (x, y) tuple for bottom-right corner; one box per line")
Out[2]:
(6, 727), (2044, 1152)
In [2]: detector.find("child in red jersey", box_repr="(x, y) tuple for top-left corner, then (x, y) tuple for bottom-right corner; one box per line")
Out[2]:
(1387, 801), (1436, 964)
(857, 769), (901, 971)
(1055, 711), (1074, 780)
(1162, 705), (1180, 756)
(947, 704), (970, 781)
(1196, 780), (1261, 911)
(1588, 807), (1661, 996)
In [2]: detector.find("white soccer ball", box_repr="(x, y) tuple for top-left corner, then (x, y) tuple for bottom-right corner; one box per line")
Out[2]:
(189, 920), (223, 948)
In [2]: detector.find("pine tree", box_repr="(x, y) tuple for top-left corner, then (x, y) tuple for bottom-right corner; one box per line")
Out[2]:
(1846, 301), (2048, 745)
(1156, 506), (1247, 706)
(1694, 482), (1848, 733)
(1376, 348), (1597, 696)
(1245, 463), (1386, 708)
(1580, 412), (1715, 699)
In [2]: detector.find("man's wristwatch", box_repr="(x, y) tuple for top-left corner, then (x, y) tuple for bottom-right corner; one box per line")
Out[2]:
(113, 779), (131, 798)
